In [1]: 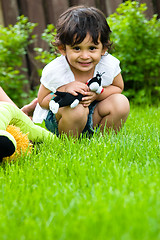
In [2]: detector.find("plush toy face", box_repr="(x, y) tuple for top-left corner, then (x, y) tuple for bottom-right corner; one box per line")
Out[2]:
(87, 72), (104, 94)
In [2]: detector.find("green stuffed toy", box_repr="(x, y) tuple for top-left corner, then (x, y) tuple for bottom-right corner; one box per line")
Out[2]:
(0, 102), (55, 162)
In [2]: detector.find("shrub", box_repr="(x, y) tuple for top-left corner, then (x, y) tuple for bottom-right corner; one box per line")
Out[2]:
(107, 0), (160, 104)
(34, 24), (59, 76)
(0, 16), (37, 106)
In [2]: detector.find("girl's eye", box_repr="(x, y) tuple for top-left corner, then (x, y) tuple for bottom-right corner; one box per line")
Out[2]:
(90, 46), (96, 51)
(73, 46), (80, 51)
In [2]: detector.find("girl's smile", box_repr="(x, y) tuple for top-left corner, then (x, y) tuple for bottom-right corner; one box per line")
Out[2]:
(78, 61), (92, 67)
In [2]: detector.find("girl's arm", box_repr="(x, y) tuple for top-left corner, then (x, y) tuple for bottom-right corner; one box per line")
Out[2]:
(38, 73), (123, 109)
(57, 81), (89, 96)
(38, 84), (53, 109)
(96, 73), (124, 101)
(81, 73), (124, 106)
(38, 81), (89, 110)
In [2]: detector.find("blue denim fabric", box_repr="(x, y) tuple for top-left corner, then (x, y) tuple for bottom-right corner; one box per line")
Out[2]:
(45, 101), (97, 136)
(45, 110), (59, 136)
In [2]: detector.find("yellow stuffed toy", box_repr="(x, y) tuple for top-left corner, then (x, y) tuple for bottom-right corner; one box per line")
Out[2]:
(3, 125), (32, 161)
(0, 102), (55, 162)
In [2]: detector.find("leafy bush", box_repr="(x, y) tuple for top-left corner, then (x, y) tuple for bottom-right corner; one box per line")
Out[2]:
(0, 16), (37, 106)
(34, 24), (59, 76)
(108, 0), (160, 104)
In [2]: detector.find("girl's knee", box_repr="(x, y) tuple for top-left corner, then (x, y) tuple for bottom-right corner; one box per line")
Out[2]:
(58, 105), (89, 136)
(106, 94), (130, 129)
(112, 94), (130, 115)
(60, 104), (89, 123)
(120, 95), (130, 117)
(72, 104), (89, 122)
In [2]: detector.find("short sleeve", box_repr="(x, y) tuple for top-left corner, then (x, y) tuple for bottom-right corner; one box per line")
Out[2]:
(40, 55), (75, 92)
(95, 53), (121, 86)
(113, 60), (121, 78)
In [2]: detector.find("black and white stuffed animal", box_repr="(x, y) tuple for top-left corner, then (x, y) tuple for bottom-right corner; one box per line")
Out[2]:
(49, 72), (104, 114)
(87, 72), (104, 94)
(49, 91), (83, 114)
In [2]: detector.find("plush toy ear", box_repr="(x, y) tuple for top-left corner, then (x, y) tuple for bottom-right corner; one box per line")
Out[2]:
(49, 100), (59, 114)
(0, 130), (16, 162)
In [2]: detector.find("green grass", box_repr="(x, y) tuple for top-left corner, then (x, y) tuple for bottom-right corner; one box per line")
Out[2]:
(0, 104), (160, 240)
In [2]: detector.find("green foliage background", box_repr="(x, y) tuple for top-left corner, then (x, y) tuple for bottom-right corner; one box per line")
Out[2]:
(0, 1), (160, 106)
(0, 16), (37, 106)
(108, 1), (160, 103)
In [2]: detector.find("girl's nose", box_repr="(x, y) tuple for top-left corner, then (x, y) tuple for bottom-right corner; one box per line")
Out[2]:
(80, 50), (90, 59)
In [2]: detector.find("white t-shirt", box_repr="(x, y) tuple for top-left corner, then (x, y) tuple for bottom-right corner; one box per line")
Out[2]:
(33, 53), (121, 123)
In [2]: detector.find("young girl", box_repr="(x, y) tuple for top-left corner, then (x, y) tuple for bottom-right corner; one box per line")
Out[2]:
(33, 6), (130, 137)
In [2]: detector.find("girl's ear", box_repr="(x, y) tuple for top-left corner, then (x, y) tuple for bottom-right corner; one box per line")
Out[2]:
(58, 45), (66, 55)
(101, 46), (108, 56)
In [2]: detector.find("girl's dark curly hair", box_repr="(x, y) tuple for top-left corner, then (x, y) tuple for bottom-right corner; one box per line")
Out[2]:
(53, 5), (112, 51)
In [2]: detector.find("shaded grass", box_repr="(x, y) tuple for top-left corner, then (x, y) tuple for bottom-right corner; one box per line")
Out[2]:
(0, 104), (160, 240)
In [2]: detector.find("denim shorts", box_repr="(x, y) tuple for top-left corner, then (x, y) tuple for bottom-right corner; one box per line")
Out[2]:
(45, 101), (97, 137)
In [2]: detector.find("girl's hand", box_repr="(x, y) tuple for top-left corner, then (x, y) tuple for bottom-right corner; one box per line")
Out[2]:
(81, 91), (97, 107)
(58, 81), (89, 96)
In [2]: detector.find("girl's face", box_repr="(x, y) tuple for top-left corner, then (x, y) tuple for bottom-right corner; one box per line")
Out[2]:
(59, 33), (107, 77)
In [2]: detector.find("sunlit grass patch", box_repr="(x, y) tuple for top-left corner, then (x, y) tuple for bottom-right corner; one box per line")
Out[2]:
(0, 105), (160, 240)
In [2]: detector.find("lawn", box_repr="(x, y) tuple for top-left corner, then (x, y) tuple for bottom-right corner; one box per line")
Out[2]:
(0, 104), (160, 240)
